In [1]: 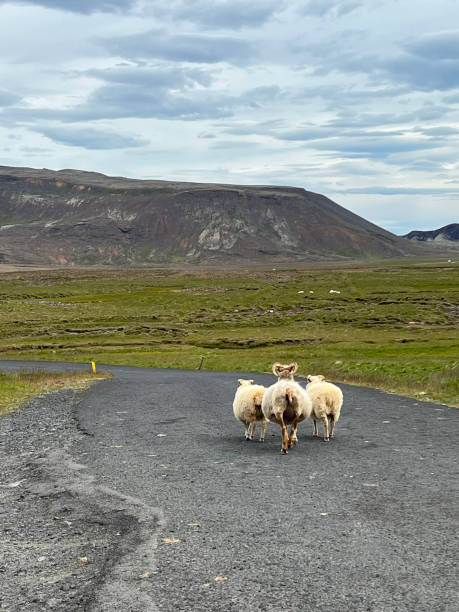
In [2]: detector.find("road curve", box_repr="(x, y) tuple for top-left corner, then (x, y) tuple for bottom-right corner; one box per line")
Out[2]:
(1, 360), (458, 611)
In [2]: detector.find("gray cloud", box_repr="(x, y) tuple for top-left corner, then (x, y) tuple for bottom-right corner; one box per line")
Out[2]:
(296, 28), (459, 92)
(4, 69), (279, 123)
(382, 54), (459, 91)
(36, 126), (149, 149)
(310, 135), (439, 158)
(405, 30), (459, 61)
(3, 90), (218, 122)
(326, 106), (453, 130)
(417, 125), (459, 137)
(161, 0), (283, 30)
(335, 31), (459, 91)
(102, 29), (255, 64)
(0, 89), (21, 107)
(299, 0), (361, 17)
(443, 91), (459, 103)
(0, 0), (135, 13)
(210, 139), (262, 150)
(218, 118), (453, 158)
(336, 186), (459, 196)
(84, 65), (213, 89)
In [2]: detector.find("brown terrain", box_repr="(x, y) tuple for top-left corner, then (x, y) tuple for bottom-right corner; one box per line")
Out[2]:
(0, 165), (429, 266)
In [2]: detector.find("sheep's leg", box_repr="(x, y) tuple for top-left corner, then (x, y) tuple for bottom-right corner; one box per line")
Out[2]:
(250, 421), (256, 440)
(244, 421), (251, 440)
(313, 418), (318, 436)
(259, 419), (267, 442)
(277, 413), (289, 454)
(329, 415), (336, 438)
(288, 418), (300, 447)
(321, 416), (329, 441)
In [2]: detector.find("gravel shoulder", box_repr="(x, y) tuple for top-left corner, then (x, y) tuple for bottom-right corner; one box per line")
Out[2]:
(0, 386), (161, 612)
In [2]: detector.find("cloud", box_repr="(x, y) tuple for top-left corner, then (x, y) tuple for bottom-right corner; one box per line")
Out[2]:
(336, 185), (459, 196)
(321, 29), (459, 91)
(294, 27), (459, 92)
(36, 125), (149, 149)
(84, 64), (213, 89)
(102, 29), (255, 64)
(383, 54), (459, 91)
(159, 0), (283, 30)
(299, 0), (361, 18)
(405, 30), (459, 61)
(0, 0), (135, 13)
(443, 91), (459, 103)
(0, 89), (20, 107)
(309, 134), (439, 158)
(4, 69), (280, 123)
(217, 119), (451, 161)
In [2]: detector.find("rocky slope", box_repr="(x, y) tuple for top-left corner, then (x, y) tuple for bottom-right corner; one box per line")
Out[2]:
(403, 224), (459, 247)
(0, 165), (425, 266)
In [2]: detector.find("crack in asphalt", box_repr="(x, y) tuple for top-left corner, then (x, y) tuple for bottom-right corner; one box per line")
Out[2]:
(30, 449), (163, 612)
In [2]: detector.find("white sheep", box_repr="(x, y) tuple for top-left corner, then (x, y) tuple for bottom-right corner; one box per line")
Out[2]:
(262, 362), (312, 454)
(233, 379), (268, 442)
(306, 375), (343, 441)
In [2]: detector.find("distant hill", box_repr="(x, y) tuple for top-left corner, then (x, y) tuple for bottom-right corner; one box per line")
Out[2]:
(403, 224), (459, 246)
(0, 165), (427, 266)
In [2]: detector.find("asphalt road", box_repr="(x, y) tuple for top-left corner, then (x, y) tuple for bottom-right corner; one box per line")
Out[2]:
(2, 361), (458, 611)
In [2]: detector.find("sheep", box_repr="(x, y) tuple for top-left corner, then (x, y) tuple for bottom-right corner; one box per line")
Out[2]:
(262, 362), (312, 454)
(306, 375), (343, 441)
(232, 379), (268, 442)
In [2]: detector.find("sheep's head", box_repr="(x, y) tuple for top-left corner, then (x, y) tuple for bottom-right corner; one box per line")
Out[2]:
(238, 378), (254, 386)
(272, 362), (298, 380)
(307, 374), (325, 384)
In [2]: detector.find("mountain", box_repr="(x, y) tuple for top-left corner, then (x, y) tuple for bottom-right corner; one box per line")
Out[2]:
(0, 165), (425, 266)
(403, 224), (459, 246)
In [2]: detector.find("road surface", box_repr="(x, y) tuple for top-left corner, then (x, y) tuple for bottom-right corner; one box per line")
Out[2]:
(1, 360), (458, 611)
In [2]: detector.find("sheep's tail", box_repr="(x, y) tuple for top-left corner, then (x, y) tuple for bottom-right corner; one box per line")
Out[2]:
(253, 389), (265, 407)
(285, 386), (295, 405)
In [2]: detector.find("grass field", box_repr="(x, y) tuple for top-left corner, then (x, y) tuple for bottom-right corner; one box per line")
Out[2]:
(0, 370), (111, 415)
(0, 260), (457, 407)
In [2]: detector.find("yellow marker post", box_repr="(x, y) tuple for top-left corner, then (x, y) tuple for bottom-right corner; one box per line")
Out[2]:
(91, 361), (97, 374)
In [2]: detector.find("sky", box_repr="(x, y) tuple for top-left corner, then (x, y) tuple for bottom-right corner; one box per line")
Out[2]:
(0, 0), (458, 235)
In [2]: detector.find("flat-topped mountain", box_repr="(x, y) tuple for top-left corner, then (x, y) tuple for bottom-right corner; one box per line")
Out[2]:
(0, 165), (426, 266)
(403, 224), (459, 246)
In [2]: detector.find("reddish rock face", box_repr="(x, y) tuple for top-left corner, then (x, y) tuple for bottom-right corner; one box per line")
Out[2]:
(0, 165), (425, 266)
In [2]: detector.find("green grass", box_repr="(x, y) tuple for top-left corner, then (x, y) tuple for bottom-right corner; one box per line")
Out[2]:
(0, 260), (457, 407)
(0, 370), (112, 415)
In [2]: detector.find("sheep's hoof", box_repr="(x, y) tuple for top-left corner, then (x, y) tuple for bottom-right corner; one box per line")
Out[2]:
(281, 448), (288, 454)
(323, 437), (330, 442)
(259, 438), (265, 443)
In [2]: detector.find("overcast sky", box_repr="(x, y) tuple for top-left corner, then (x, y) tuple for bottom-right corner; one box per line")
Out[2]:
(1, 0), (458, 234)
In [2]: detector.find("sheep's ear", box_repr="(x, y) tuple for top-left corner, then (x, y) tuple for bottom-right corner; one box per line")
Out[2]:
(307, 375), (312, 382)
(237, 379), (244, 386)
(248, 379), (254, 385)
(318, 375), (325, 381)
(272, 363), (282, 375)
(289, 362), (298, 375)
